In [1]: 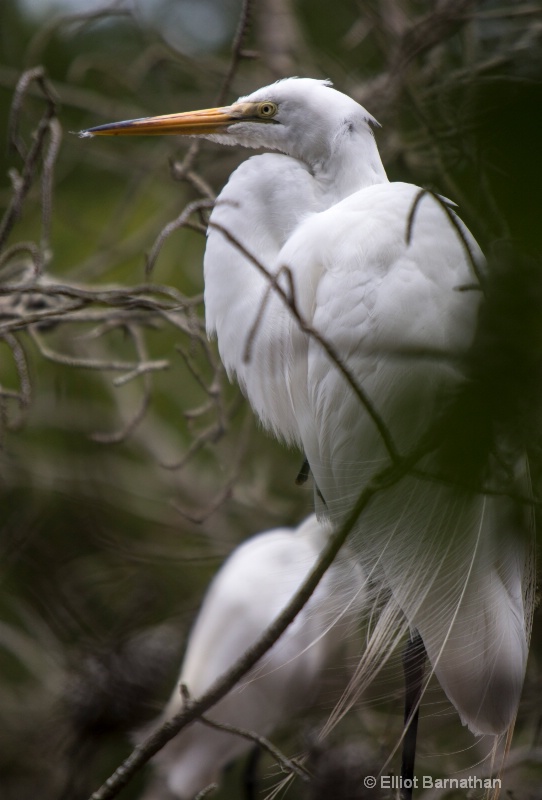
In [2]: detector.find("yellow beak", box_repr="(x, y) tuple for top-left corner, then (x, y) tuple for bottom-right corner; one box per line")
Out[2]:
(82, 105), (238, 137)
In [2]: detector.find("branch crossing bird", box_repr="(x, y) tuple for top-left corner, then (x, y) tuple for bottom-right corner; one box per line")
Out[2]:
(138, 515), (364, 800)
(83, 77), (535, 794)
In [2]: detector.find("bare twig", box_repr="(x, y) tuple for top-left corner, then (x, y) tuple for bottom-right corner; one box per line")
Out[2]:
(88, 456), (406, 800)
(193, 784), (218, 800)
(0, 68), (58, 250)
(145, 199), (214, 276)
(24, 3), (132, 67)
(0, 280), (193, 306)
(198, 714), (310, 781)
(29, 327), (169, 375)
(163, 422), (225, 474)
(406, 188), (486, 289)
(7, 66), (58, 158)
(0, 332), (32, 430)
(170, 158), (216, 201)
(216, 0), (256, 105)
(40, 117), (62, 264)
(91, 325), (155, 444)
(209, 220), (401, 465)
(0, 241), (43, 278)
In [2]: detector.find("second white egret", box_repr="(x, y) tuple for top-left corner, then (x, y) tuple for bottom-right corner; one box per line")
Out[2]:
(140, 515), (364, 800)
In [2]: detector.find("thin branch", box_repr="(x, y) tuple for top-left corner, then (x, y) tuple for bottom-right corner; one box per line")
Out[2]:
(0, 68), (58, 250)
(112, 360), (170, 387)
(0, 241), (43, 277)
(242, 263), (292, 364)
(198, 713), (310, 781)
(0, 333), (32, 430)
(171, 470), (232, 523)
(209, 220), (401, 465)
(170, 159), (216, 201)
(162, 421), (222, 471)
(7, 66), (58, 159)
(0, 281), (195, 313)
(88, 456), (405, 800)
(0, 300), (86, 334)
(145, 199), (214, 276)
(411, 465), (542, 511)
(91, 325), (155, 444)
(216, 0), (256, 105)
(391, 0), (476, 75)
(406, 188), (486, 289)
(40, 117), (62, 264)
(194, 784), (218, 800)
(29, 327), (169, 374)
(24, 3), (132, 67)
(169, 396), (246, 520)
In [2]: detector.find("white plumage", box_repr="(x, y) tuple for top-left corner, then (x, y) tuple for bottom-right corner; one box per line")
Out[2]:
(142, 515), (363, 799)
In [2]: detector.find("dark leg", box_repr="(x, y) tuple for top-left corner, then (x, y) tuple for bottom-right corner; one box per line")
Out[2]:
(400, 630), (426, 800)
(243, 745), (262, 800)
(295, 454), (327, 507)
(295, 456), (310, 486)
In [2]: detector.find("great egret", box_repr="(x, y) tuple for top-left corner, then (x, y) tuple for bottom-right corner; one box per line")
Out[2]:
(83, 77), (534, 786)
(139, 515), (364, 800)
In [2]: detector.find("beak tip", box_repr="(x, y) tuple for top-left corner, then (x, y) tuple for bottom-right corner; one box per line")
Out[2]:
(78, 129), (95, 138)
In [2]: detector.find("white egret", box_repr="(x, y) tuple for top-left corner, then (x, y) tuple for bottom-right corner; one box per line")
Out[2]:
(139, 515), (364, 800)
(83, 78), (534, 786)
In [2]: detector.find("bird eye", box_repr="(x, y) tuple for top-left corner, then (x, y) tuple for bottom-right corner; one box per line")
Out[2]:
(257, 102), (278, 118)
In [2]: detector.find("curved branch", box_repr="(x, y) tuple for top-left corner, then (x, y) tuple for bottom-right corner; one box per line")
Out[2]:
(210, 220), (402, 466)
(89, 458), (400, 800)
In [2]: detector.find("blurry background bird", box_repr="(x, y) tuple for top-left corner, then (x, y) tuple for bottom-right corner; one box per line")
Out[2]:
(138, 515), (364, 800)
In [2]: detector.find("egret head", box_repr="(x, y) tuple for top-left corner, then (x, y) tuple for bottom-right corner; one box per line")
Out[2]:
(80, 78), (380, 172)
